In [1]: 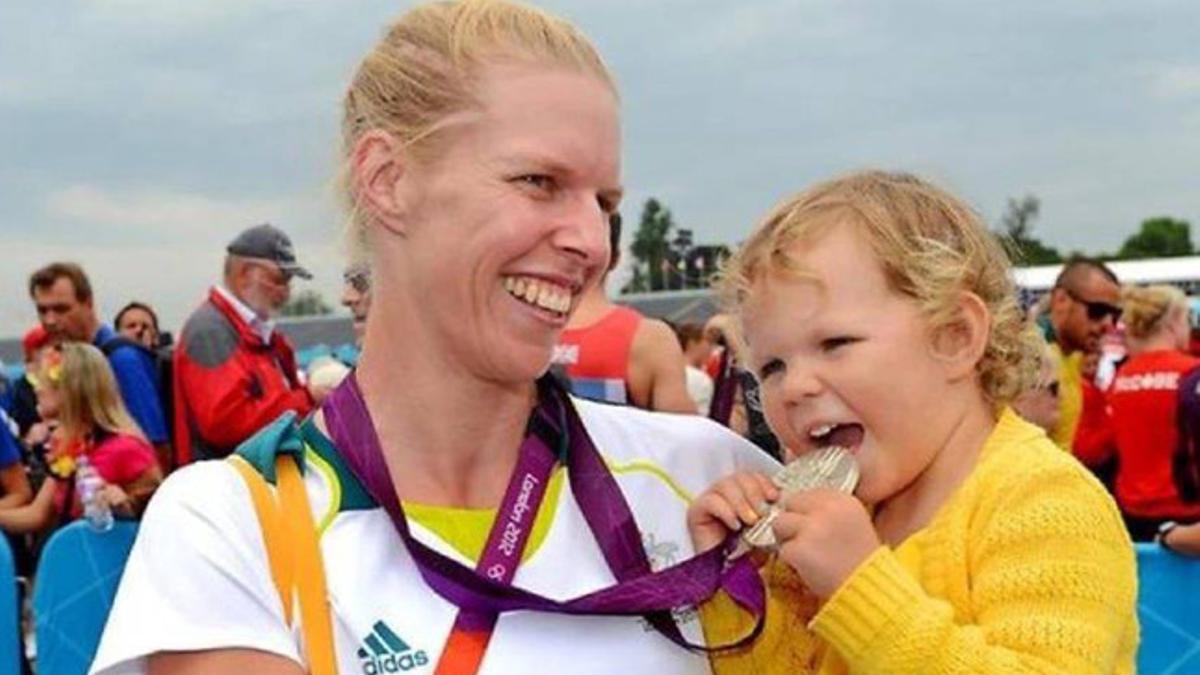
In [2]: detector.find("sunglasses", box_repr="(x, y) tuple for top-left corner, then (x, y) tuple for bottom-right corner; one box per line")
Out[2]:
(343, 268), (371, 294)
(1063, 288), (1122, 323)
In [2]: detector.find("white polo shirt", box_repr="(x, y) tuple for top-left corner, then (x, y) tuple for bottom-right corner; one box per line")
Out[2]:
(91, 399), (778, 675)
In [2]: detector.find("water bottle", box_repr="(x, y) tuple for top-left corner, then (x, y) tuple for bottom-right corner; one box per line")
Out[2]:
(76, 456), (114, 532)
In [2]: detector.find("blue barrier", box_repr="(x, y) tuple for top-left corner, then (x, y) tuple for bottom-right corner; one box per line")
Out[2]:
(33, 521), (139, 675)
(1137, 542), (1200, 674)
(0, 534), (19, 675)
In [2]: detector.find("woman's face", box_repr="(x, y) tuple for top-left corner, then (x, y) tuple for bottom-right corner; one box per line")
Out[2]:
(378, 64), (621, 382)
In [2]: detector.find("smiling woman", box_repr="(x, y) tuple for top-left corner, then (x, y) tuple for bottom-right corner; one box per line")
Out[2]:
(90, 2), (776, 675)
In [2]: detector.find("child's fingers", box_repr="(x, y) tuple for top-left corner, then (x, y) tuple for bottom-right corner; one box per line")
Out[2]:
(692, 492), (743, 532)
(753, 472), (780, 504)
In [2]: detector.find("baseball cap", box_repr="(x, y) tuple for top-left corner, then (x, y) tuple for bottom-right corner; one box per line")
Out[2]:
(226, 223), (313, 280)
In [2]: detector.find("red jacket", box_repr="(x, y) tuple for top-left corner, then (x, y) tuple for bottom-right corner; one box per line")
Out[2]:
(173, 288), (311, 465)
(1109, 349), (1200, 520)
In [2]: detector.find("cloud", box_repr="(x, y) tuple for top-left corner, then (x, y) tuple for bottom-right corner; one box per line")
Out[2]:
(43, 184), (297, 244)
(1147, 63), (1200, 99)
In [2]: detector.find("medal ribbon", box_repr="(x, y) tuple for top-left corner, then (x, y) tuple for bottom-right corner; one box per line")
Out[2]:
(322, 374), (764, 673)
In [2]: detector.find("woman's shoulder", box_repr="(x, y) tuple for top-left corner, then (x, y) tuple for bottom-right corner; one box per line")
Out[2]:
(571, 397), (780, 480)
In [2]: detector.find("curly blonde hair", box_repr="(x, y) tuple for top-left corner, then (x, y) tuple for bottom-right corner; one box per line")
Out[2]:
(718, 170), (1042, 407)
(1121, 284), (1188, 340)
(338, 0), (616, 264)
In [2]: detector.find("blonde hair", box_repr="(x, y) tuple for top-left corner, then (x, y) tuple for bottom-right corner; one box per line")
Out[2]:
(719, 170), (1042, 407)
(41, 343), (145, 448)
(338, 0), (616, 259)
(1122, 284), (1188, 340)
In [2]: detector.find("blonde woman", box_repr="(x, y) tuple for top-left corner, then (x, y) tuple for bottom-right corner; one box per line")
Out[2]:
(94, 2), (774, 673)
(1108, 284), (1200, 541)
(0, 343), (161, 535)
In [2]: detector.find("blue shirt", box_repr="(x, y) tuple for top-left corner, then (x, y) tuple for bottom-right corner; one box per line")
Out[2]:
(94, 324), (168, 444)
(0, 409), (19, 468)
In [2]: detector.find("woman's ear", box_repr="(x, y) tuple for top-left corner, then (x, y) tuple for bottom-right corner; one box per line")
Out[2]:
(930, 291), (991, 381)
(352, 130), (410, 238)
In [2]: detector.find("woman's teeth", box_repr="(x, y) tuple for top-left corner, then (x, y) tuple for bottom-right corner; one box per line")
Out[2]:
(503, 276), (572, 314)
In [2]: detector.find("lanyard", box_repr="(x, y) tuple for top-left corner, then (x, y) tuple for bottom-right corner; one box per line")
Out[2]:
(322, 374), (764, 672)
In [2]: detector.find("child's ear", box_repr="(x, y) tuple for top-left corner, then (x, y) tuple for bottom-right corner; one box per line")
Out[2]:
(930, 291), (990, 381)
(351, 129), (410, 238)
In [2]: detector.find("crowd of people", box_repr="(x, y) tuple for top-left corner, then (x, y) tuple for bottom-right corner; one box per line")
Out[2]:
(0, 0), (1195, 673)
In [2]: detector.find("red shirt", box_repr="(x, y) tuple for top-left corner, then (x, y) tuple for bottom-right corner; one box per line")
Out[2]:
(1109, 349), (1200, 519)
(55, 432), (159, 520)
(554, 306), (642, 404)
(1072, 378), (1115, 469)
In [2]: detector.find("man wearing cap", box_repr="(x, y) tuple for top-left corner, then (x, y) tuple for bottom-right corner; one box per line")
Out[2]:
(173, 224), (315, 465)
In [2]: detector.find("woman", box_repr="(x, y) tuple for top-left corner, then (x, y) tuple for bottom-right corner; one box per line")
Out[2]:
(1108, 284), (1200, 540)
(93, 2), (773, 673)
(0, 343), (161, 535)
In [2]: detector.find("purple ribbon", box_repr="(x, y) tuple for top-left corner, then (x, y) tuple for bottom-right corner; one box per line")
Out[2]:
(323, 373), (764, 651)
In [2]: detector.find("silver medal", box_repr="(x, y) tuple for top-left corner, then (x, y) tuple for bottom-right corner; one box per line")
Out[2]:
(739, 445), (860, 550)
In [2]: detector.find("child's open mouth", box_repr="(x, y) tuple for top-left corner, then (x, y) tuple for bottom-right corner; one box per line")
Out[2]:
(808, 422), (865, 452)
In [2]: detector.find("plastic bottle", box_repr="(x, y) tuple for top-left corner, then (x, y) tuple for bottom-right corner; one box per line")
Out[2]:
(76, 456), (114, 532)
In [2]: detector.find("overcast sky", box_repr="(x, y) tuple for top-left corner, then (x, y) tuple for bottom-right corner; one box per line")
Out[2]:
(2, 0), (1198, 339)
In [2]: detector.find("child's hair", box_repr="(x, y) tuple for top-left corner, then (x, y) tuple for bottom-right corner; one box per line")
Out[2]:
(719, 170), (1042, 406)
(338, 0), (616, 261)
(1122, 284), (1188, 340)
(41, 342), (145, 446)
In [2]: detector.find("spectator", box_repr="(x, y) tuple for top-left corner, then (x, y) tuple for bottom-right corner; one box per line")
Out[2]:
(27, 263), (169, 451)
(1072, 350), (1118, 488)
(553, 213), (696, 412)
(704, 313), (782, 459)
(0, 343), (161, 535)
(0, 408), (32, 510)
(341, 264), (372, 346)
(6, 325), (50, 440)
(114, 301), (161, 350)
(1108, 284), (1200, 541)
(1041, 258), (1121, 449)
(675, 322), (714, 414)
(172, 223), (314, 464)
(1013, 342), (1061, 433)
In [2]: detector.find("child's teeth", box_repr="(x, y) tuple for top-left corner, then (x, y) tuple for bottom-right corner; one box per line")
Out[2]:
(810, 424), (834, 438)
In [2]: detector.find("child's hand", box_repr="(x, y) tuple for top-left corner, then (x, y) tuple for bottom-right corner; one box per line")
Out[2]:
(772, 489), (881, 599)
(687, 472), (779, 553)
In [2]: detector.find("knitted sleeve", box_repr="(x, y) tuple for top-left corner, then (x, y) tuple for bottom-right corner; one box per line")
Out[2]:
(701, 558), (826, 674)
(810, 461), (1137, 674)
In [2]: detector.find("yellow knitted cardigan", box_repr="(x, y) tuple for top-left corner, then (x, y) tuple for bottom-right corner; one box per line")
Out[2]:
(702, 408), (1138, 674)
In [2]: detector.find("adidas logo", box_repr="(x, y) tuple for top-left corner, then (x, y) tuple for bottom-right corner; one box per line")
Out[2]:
(357, 621), (430, 674)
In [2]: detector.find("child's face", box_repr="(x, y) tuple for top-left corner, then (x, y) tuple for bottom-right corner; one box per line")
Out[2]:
(742, 223), (970, 506)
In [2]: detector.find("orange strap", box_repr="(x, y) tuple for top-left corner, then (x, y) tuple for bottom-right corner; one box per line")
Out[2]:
(229, 456), (294, 622)
(230, 455), (339, 674)
(434, 627), (491, 675)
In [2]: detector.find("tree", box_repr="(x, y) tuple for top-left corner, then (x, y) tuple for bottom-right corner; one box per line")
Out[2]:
(1116, 217), (1194, 260)
(622, 198), (676, 293)
(281, 290), (333, 317)
(997, 194), (1062, 266)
